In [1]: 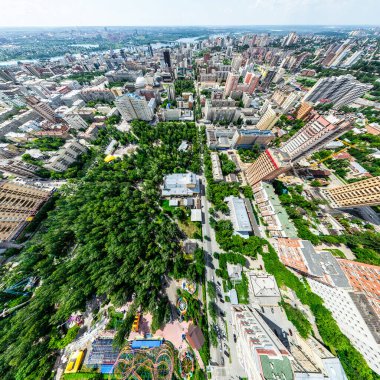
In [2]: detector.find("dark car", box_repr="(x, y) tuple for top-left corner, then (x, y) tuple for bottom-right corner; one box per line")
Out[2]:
(233, 334), (237, 343)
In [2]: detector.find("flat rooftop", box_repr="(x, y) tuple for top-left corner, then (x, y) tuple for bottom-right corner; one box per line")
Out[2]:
(227, 196), (252, 233)
(262, 182), (298, 238)
(248, 272), (281, 298)
(300, 241), (349, 288)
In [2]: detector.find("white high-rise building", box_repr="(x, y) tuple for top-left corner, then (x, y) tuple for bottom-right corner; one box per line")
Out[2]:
(256, 104), (281, 130)
(303, 75), (372, 108)
(330, 49), (350, 67)
(63, 114), (88, 130)
(342, 51), (364, 68)
(308, 279), (380, 374)
(280, 112), (353, 162)
(232, 305), (294, 380)
(115, 93), (154, 121)
(231, 54), (243, 72)
(271, 88), (300, 113)
(282, 32), (299, 46)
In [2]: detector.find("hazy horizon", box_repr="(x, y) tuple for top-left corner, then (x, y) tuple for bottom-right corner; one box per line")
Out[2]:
(1, 0), (379, 28)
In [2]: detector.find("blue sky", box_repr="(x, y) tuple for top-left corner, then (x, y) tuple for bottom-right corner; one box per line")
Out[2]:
(1, 0), (379, 27)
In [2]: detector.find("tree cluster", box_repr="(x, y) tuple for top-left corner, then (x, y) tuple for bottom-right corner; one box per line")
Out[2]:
(0, 121), (202, 379)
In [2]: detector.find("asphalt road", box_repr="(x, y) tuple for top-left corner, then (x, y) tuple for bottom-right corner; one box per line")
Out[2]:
(199, 154), (247, 378)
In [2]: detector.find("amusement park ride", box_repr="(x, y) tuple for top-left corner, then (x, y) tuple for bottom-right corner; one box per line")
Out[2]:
(0, 276), (38, 318)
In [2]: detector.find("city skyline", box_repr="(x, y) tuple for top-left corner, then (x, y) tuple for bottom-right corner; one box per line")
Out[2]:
(1, 0), (380, 27)
(0, 14), (379, 380)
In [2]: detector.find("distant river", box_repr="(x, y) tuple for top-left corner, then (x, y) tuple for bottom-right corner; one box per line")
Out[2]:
(0, 38), (200, 66)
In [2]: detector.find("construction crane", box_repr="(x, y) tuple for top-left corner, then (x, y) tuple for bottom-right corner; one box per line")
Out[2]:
(310, 139), (357, 168)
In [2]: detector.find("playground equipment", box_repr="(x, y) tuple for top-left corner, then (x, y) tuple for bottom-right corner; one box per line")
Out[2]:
(176, 297), (188, 316)
(132, 312), (141, 333)
(112, 340), (175, 380)
(182, 280), (196, 295)
(0, 277), (38, 318)
(64, 350), (85, 374)
(179, 350), (194, 379)
(0, 277), (38, 297)
(104, 155), (116, 163)
(57, 313), (84, 328)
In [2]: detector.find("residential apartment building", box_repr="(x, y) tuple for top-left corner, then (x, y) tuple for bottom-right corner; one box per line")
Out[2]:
(366, 123), (380, 136)
(63, 113), (88, 130)
(232, 305), (294, 380)
(324, 176), (380, 208)
(245, 149), (291, 186)
(271, 88), (301, 113)
(256, 104), (281, 130)
(282, 32), (299, 46)
(280, 113), (353, 162)
(204, 99), (241, 123)
(45, 140), (87, 172)
(303, 75), (372, 108)
(295, 101), (313, 120)
(224, 72), (240, 97)
(308, 279), (380, 374)
(0, 181), (52, 241)
(338, 259), (380, 318)
(342, 50), (364, 68)
(26, 96), (58, 123)
(276, 238), (350, 288)
(231, 129), (275, 149)
(252, 181), (298, 238)
(231, 54), (243, 72)
(236, 72), (260, 95)
(115, 93), (154, 121)
(210, 152), (223, 182)
(0, 159), (40, 178)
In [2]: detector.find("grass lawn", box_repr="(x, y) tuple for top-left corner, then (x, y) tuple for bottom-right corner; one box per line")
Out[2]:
(177, 219), (201, 239)
(161, 199), (174, 213)
(234, 273), (249, 304)
(281, 301), (312, 338)
(325, 248), (346, 258)
(106, 307), (124, 330)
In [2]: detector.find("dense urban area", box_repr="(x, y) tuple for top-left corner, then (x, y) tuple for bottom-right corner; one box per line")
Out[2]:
(0, 25), (379, 380)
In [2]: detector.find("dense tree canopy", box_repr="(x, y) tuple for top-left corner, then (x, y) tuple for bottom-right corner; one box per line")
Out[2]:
(0, 121), (201, 379)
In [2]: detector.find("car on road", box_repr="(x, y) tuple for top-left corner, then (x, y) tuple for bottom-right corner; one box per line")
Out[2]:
(233, 334), (237, 343)
(224, 350), (229, 357)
